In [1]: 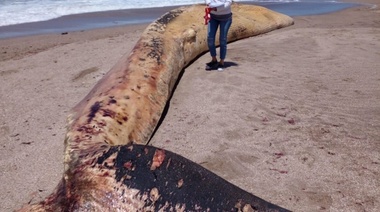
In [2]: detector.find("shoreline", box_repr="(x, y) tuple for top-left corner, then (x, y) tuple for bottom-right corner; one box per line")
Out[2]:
(1, 1), (379, 211)
(0, 1), (365, 40)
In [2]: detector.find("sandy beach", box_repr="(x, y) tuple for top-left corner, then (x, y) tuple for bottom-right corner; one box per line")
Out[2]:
(0, 1), (379, 211)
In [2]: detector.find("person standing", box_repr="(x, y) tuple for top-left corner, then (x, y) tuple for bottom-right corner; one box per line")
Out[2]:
(205, 0), (233, 71)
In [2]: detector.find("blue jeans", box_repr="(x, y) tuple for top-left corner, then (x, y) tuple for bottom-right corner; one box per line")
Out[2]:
(207, 17), (232, 60)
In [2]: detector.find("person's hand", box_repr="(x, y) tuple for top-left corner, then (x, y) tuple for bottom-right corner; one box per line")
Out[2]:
(207, 2), (221, 11)
(207, 5), (217, 11)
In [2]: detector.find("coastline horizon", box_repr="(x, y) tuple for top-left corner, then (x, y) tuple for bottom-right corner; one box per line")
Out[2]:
(0, 1), (362, 39)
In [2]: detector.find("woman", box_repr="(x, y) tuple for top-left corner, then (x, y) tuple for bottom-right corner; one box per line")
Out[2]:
(205, 0), (233, 71)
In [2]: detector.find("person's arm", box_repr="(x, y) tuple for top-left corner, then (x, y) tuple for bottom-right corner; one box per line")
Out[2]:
(214, 0), (232, 12)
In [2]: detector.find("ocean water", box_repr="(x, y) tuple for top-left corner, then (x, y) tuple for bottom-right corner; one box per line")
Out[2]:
(0, 0), (361, 39)
(0, 0), (356, 27)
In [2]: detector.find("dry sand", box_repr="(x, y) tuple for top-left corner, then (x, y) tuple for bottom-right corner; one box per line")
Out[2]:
(0, 2), (379, 211)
